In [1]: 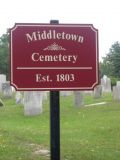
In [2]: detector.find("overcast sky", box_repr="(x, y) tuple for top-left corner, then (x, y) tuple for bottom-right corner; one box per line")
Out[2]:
(0, 0), (120, 61)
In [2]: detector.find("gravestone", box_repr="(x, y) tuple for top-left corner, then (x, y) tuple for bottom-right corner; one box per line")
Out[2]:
(116, 81), (120, 87)
(24, 91), (43, 116)
(15, 91), (23, 104)
(93, 85), (102, 98)
(74, 91), (84, 107)
(0, 74), (6, 91)
(113, 82), (120, 101)
(101, 75), (111, 92)
(42, 91), (48, 101)
(11, 86), (16, 93)
(2, 81), (13, 98)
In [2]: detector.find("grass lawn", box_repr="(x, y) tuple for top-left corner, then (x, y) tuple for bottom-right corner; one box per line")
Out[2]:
(0, 92), (120, 160)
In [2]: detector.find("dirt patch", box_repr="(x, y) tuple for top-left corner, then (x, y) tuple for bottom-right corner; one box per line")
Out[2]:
(29, 143), (50, 157)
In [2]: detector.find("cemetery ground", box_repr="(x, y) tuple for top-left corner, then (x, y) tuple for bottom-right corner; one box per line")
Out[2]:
(0, 93), (120, 160)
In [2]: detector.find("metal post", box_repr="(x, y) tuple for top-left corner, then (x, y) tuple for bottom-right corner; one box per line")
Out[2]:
(50, 91), (60, 160)
(50, 20), (60, 160)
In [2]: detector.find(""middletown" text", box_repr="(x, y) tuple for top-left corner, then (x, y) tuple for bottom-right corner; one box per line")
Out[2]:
(26, 30), (84, 43)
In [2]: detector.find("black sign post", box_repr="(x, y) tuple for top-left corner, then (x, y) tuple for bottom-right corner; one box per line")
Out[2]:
(50, 20), (60, 160)
(50, 91), (60, 160)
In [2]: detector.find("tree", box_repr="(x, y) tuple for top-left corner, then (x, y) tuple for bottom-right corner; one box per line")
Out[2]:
(108, 41), (120, 77)
(100, 41), (120, 78)
(0, 32), (9, 79)
(99, 61), (112, 78)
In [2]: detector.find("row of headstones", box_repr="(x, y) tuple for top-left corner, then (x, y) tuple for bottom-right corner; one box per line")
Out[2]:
(0, 74), (116, 95)
(0, 74), (112, 97)
(0, 85), (120, 116)
(1, 74), (120, 115)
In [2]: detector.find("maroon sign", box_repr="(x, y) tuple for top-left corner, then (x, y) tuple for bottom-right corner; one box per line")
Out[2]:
(10, 23), (99, 91)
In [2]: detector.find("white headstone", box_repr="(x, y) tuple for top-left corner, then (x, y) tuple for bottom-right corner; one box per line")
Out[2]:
(42, 91), (48, 101)
(2, 81), (13, 98)
(101, 75), (111, 92)
(24, 91), (43, 116)
(116, 81), (120, 87)
(74, 91), (84, 107)
(15, 91), (23, 104)
(0, 74), (6, 91)
(93, 85), (102, 98)
(113, 85), (120, 101)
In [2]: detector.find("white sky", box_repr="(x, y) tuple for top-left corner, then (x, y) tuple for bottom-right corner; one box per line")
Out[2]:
(0, 0), (120, 61)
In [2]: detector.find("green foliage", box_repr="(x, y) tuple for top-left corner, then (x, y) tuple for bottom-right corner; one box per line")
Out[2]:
(0, 94), (120, 160)
(0, 33), (9, 79)
(100, 41), (120, 78)
(107, 41), (120, 77)
(99, 61), (114, 78)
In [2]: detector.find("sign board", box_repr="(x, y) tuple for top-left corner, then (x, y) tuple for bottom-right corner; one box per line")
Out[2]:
(10, 23), (99, 91)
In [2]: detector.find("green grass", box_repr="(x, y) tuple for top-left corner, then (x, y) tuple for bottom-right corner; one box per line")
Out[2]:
(0, 93), (120, 160)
